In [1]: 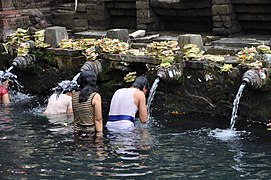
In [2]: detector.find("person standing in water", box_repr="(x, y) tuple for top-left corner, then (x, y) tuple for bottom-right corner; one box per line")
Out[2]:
(43, 91), (73, 115)
(43, 80), (75, 115)
(106, 75), (149, 131)
(72, 70), (103, 138)
(0, 79), (11, 106)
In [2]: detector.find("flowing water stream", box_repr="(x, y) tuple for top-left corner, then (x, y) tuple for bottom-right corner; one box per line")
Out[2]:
(147, 77), (160, 112)
(229, 82), (246, 130)
(1, 93), (271, 179)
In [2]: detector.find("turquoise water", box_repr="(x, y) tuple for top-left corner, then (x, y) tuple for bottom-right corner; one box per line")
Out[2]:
(1, 94), (271, 179)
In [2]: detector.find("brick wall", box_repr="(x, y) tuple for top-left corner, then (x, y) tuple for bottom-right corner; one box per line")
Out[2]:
(0, 0), (51, 30)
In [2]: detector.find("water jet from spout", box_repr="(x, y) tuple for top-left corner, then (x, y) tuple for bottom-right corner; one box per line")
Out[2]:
(147, 77), (160, 113)
(229, 82), (246, 130)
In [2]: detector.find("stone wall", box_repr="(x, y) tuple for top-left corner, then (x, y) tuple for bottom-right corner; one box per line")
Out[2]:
(0, 0), (51, 30)
(1, 47), (271, 123)
(136, 0), (160, 31)
(212, 0), (241, 35)
(150, 0), (213, 32)
(232, 0), (271, 34)
(1, 0), (271, 40)
(51, 0), (110, 32)
(106, 0), (137, 29)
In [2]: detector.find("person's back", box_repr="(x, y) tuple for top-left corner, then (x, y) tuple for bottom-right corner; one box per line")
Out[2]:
(107, 88), (138, 131)
(106, 75), (149, 132)
(72, 91), (97, 131)
(44, 93), (72, 115)
(71, 70), (103, 137)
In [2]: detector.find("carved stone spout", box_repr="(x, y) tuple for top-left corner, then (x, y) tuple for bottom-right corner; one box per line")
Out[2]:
(12, 54), (36, 70)
(156, 63), (183, 82)
(242, 69), (268, 89)
(80, 60), (102, 75)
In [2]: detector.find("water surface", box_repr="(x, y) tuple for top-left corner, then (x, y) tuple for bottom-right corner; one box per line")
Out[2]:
(1, 96), (271, 179)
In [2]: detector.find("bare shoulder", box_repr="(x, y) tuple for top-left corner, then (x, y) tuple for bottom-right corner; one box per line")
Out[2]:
(92, 92), (101, 105)
(94, 93), (101, 100)
(134, 89), (145, 99)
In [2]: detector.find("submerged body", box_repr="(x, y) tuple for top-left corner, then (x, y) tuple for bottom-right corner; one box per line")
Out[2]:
(43, 93), (73, 115)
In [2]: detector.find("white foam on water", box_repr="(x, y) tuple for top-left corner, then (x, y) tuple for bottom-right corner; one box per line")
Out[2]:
(209, 128), (249, 141)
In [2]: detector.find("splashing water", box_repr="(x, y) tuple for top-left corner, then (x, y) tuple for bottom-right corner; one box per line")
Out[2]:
(53, 72), (81, 94)
(229, 83), (246, 130)
(11, 91), (34, 104)
(147, 77), (160, 113)
(209, 128), (241, 141)
(0, 66), (23, 91)
(72, 72), (81, 82)
(7, 66), (13, 72)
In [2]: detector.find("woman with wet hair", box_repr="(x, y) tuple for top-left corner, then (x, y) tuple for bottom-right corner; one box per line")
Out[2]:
(106, 75), (149, 132)
(0, 79), (11, 106)
(72, 70), (103, 137)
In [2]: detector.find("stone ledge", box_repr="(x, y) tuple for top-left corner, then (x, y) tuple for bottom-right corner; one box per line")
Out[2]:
(99, 53), (161, 65)
(45, 48), (82, 56)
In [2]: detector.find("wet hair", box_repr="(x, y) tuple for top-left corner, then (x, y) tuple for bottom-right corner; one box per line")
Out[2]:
(2, 78), (9, 83)
(132, 75), (149, 91)
(77, 70), (98, 103)
(1, 78), (11, 85)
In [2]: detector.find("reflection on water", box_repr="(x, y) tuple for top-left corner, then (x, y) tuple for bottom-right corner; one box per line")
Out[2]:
(1, 97), (271, 179)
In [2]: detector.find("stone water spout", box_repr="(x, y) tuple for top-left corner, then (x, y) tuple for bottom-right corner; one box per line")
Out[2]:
(80, 60), (102, 75)
(147, 63), (183, 113)
(242, 69), (268, 89)
(156, 63), (183, 82)
(12, 54), (36, 70)
(56, 60), (103, 93)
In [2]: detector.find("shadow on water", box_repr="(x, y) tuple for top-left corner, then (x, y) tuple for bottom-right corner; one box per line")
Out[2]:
(1, 96), (271, 179)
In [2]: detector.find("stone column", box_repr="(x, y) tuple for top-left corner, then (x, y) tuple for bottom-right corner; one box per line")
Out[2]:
(212, 0), (241, 35)
(87, 1), (110, 30)
(136, 0), (160, 31)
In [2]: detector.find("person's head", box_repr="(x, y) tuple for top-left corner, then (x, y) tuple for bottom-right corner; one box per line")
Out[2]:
(132, 75), (149, 94)
(1, 78), (11, 88)
(77, 70), (97, 89)
(77, 70), (98, 103)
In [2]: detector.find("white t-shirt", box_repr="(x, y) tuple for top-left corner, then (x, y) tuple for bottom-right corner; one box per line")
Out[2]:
(107, 88), (138, 131)
(44, 93), (72, 115)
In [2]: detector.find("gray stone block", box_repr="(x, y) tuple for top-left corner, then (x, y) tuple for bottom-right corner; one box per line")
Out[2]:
(106, 29), (131, 43)
(178, 34), (204, 51)
(45, 26), (68, 48)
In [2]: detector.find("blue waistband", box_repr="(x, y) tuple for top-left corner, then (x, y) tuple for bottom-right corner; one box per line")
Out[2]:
(108, 115), (135, 124)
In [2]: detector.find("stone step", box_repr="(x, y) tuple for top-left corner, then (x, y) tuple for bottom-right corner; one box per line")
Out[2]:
(205, 46), (241, 56)
(211, 37), (269, 48)
(72, 30), (106, 39)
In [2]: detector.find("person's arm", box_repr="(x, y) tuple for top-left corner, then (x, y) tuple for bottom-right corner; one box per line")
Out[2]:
(92, 93), (103, 134)
(2, 93), (10, 107)
(66, 92), (73, 115)
(66, 99), (73, 114)
(136, 90), (148, 123)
